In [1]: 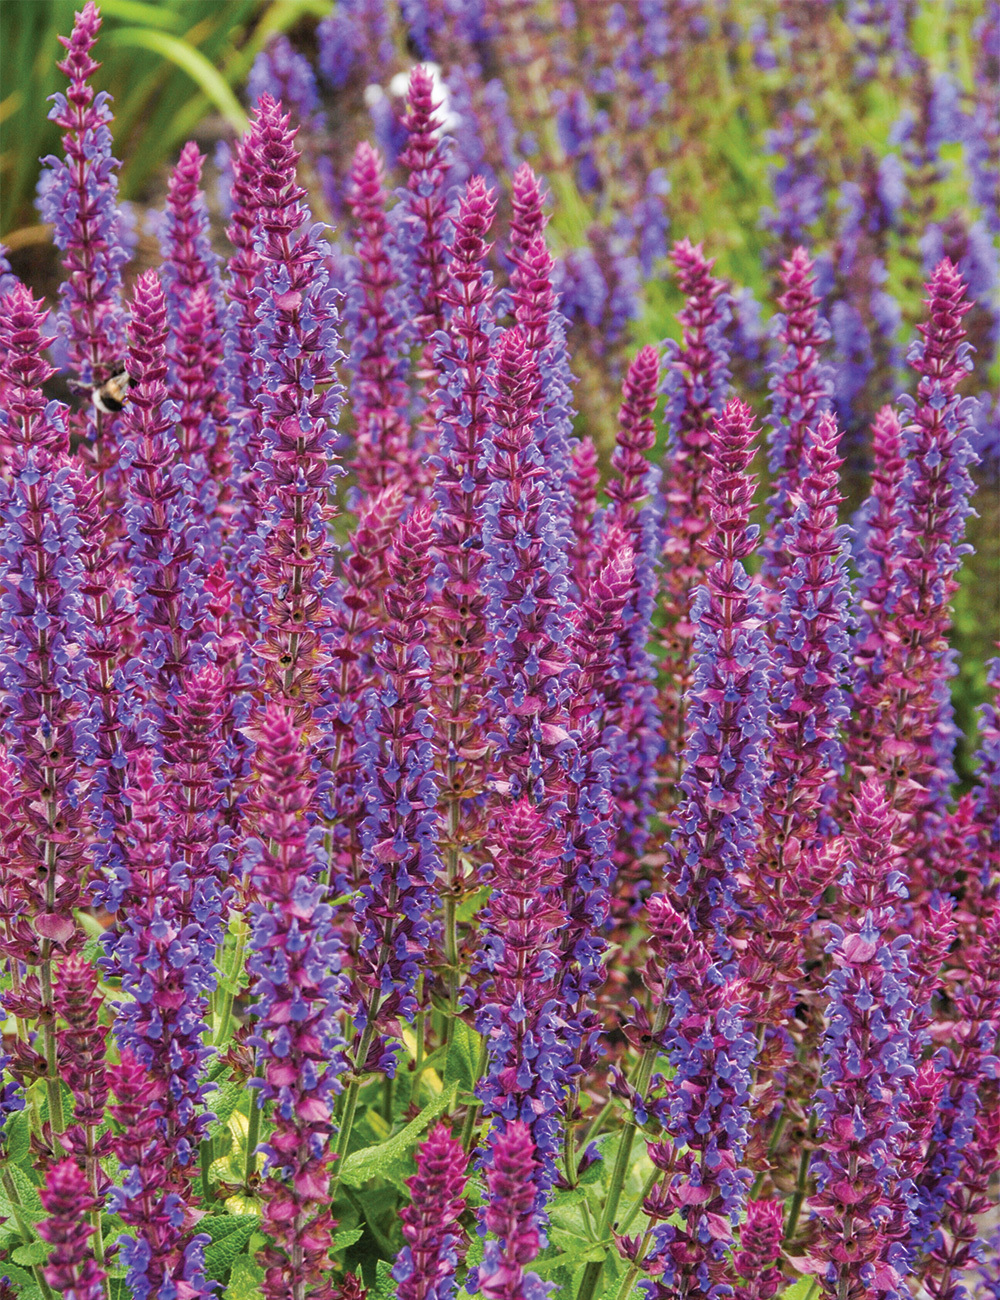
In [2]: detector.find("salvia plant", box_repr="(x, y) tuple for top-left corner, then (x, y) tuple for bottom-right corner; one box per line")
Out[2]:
(0, 6), (996, 1300)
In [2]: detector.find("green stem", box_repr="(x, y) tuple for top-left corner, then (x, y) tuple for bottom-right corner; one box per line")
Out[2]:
(213, 913), (248, 1047)
(460, 1039), (489, 1154)
(244, 1062), (262, 1186)
(201, 1134), (214, 1203)
(784, 1142), (813, 1244)
(1, 1168), (57, 1300)
(580, 1099), (613, 1149)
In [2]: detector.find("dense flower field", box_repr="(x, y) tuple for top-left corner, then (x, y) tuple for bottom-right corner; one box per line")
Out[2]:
(0, 4), (997, 1300)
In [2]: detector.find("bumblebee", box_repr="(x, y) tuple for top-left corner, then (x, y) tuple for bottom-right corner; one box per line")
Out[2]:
(69, 366), (133, 414)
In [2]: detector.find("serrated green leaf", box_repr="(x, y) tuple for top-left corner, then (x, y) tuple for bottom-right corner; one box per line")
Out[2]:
(443, 1019), (481, 1093)
(12, 1239), (47, 1265)
(223, 1252), (265, 1300)
(778, 1279), (818, 1300)
(5, 1108), (31, 1166)
(203, 1214), (260, 1244)
(205, 1216), (259, 1282)
(332, 1225), (364, 1251)
(374, 1257), (397, 1300)
(208, 1080), (249, 1142)
(0, 1261), (42, 1299)
(7, 1163), (43, 1214)
(340, 1081), (458, 1188)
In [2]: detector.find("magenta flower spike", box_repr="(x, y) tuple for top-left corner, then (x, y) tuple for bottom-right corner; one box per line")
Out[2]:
(809, 778), (915, 1300)
(759, 246), (833, 594)
(0, 285), (90, 1000)
(394, 1122), (470, 1300)
(353, 506), (440, 1074)
(160, 142), (229, 535)
(508, 164), (577, 519)
(605, 344), (662, 844)
(847, 261), (978, 878)
(478, 1119), (551, 1300)
(848, 404), (906, 721)
(484, 326), (573, 808)
(474, 799), (572, 1198)
(244, 704), (347, 1300)
(120, 268), (206, 710)
(38, 1158), (108, 1300)
(346, 140), (421, 498)
(431, 175), (498, 894)
(244, 94), (345, 721)
(567, 435), (600, 597)
(667, 397), (770, 951)
(36, 0), (128, 404)
(733, 1199), (784, 1300)
(53, 952), (111, 1190)
(658, 239), (733, 801)
(972, 655), (999, 889)
(105, 748), (216, 1300)
(323, 482), (407, 891)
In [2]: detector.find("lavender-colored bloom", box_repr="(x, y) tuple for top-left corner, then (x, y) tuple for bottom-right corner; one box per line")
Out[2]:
(354, 507), (440, 1075)
(394, 1123), (469, 1300)
(666, 399), (770, 954)
(104, 750), (217, 1300)
(474, 800), (573, 1199)
(965, 2), (1000, 236)
(36, 0), (129, 398)
(249, 34), (325, 130)
(317, 0), (394, 89)
(245, 704), (348, 1299)
(761, 103), (826, 250)
(483, 327), (574, 808)
(810, 778), (915, 1300)
(246, 95), (345, 712)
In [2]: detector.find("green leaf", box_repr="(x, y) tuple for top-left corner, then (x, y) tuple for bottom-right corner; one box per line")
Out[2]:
(332, 1226), (364, 1251)
(208, 1080), (248, 1141)
(339, 1081), (458, 1188)
(443, 1019), (481, 1094)
(0, 1262), (42, 1299)
(7, 1163), (44, 1214)
(374, 1257), (397, 1300)
(223, 1253), (265, 1300)
(5, 1108), (31, 1166)
(106, 27), (248, 134)
(778, 1279), (818, 1300)
(12, 1239), (47, 1266)
(204, 1216), (260, 1282)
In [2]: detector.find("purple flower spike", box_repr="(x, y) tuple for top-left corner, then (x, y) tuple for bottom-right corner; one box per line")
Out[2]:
(120, 268), (206, 713)
(245, 704), (347, 1300)
(346, 141), (421, 499)
(431, 176), (498, 892)
(395, 1123), (470, 1300)
(479, 1120), (552, 1300)
(849, 261), (978, 879)
(760, 246), (833, 592)
(810, 777), (915, 1300)
(354, 506), (440, 1074)
(474, 799), (572, 1197)
(484, 326), (574, 808)
(605, 344), (661, 845)
(658, 239), (732, 803)
(38, 1158), (107, 1300)
(734, 1199), (784, 1300)
(246, 94), (345, 718)
(37, 0), (128, 470)
(668, 398), (770, 952)
(567, 435), (600, 597)
(399, 65), (454, 349)
(53, 952), (111, 1173)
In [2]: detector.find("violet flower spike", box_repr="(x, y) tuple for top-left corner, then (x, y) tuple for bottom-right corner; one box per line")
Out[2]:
(394, 1122), (470, 1300)
(345, 140), (420, 499)
(36, 0), (128, 392)
(354, 506), (441, 1075)
(244, 704), (348, 1300)
(658, 239), (733, 804)
(810, 777), (916, 1300)
(759, 245), (833, 593)
(484, 326), (575, 809)
(567, 435), (599, 598)
(733, 1199), (784, 1300)
(247, 95), (345, 720)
